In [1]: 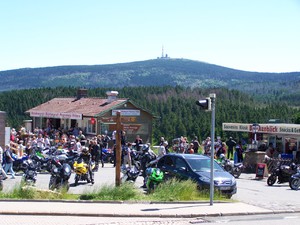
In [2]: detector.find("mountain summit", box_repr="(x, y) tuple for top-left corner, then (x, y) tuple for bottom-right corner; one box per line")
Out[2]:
(0, 58), (299, 95)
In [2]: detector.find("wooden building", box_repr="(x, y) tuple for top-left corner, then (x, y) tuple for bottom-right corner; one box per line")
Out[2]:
(26, 90), (154, 143)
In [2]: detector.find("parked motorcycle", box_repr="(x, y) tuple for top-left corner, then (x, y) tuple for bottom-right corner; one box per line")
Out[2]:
(145, 167), (164, 193)
(289, 166), (300, 190)
(217, 154), (243, 178)
(30, 148), (52, 172)
(73, 158), (95, 186)
(13, 154), (29, 172)
(267, 162), (298, 186)
(21, 158), (38, 185)
(121, 165), (140, 183)
(53, 149), (79, 170)
(48, 156), (72, 191)
(102, 148), (114, 164)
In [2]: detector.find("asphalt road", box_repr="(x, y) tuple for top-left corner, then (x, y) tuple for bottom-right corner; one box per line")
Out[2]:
(2, 162), (142, 194)
(2, 162), (300, 212)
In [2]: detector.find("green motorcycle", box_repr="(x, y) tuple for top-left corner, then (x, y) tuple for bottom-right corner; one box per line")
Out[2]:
(146, 168), (164, 193)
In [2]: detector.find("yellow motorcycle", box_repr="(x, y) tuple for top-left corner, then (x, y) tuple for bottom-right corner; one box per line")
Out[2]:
(73, 158), (95, 186)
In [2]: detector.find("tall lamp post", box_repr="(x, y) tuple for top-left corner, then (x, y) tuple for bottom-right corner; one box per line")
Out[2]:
(196, 93), (216, 205)
(209, 93), (216, 205)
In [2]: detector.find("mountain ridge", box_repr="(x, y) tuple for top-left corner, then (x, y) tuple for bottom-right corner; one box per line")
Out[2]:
(0, 58), (299, 96)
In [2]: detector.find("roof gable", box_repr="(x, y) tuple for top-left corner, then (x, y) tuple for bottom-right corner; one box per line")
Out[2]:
(26, 97), (128, 117)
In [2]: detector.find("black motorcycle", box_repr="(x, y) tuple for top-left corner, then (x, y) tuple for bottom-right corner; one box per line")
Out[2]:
(121, 165), (140, 183)
(48, 156), (72, 191)
(13, 154), (29, 172)
(267, 162), (298, 186)
(218, 156), (243, 178)
(30, 148), (52, 172)
(21, 158), (37, 185)
(289, 166), (300, 190)
(102, 149), (114, 164)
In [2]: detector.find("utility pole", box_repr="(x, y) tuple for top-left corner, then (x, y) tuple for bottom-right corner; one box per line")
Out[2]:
(196, 93), (216, 205)
(209, 93), (216, 206)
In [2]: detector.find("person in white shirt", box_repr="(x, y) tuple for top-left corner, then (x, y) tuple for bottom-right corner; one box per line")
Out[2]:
(44, 135), (51, 148)
(75, 138), (82, 153)
(158, 141), (168, 158)
(36, 133), (45, 149)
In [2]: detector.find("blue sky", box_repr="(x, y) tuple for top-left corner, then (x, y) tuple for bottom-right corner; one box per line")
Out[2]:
(1, 0), (299, 72)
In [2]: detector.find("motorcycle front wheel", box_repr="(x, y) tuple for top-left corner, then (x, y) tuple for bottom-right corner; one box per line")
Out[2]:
(267, 175), (277, 186)
(74, 175), (79, 186)
(62, 180), (70, 191)
(289, 178), (300, 190)
(49, 176), (56, 190)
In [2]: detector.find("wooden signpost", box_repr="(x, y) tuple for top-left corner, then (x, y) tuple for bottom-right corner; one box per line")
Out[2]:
(115, 111), (122, 187)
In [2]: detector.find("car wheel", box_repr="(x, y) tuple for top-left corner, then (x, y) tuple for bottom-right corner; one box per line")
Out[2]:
(289, 178), (300, 190)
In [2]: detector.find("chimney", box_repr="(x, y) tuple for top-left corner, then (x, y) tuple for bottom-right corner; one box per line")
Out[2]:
(77, 88), (88, 99)
(106, 91), (119, 103)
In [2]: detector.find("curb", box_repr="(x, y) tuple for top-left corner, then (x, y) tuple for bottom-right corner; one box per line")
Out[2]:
(1, 210), (299, 218)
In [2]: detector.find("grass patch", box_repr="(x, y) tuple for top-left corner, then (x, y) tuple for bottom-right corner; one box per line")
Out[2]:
(0, 180), (232, 202)
(148, 178), (208, 201)
(80, 182), (144, 201)
(0, 183), (76, 200)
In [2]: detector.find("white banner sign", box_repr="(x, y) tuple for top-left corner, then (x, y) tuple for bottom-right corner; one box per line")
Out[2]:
(30, 111), (82, 120)
(112, 109), (140, 116)
(223, 123), (300, 135)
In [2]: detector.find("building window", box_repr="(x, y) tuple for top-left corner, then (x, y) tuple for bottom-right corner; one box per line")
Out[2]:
(87, 119), (96, 134)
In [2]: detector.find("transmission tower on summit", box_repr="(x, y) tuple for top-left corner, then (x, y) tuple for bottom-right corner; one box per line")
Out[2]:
(158, 45), (170, 59)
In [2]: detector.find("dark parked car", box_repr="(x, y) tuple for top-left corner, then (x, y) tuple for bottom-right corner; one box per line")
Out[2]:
(156, 154), (237, 198)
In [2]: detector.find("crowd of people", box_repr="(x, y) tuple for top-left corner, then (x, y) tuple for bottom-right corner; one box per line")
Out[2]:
(1, 124), (252, 182)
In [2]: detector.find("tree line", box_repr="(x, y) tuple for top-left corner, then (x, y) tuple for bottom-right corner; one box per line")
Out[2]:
(0, 86), (299, 144)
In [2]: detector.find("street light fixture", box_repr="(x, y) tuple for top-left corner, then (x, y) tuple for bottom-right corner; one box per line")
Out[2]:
(252, 123), (260, 145)
(196, 93), (216, 205)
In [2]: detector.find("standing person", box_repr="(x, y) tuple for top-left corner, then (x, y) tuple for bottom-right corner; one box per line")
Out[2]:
(192, 136), (200, 154)
(3, 144), (15, 179)
(17, 140), (25, 157)
(75, 137), (82, 153)
(134, 135), (143, 152)
(158, 141), (168, 158)
(101, 134), (111, 149)
(77, 147), (94, 184)
(0, 145), (8, 180)
(111, 130), (116, 144)
(121, 131), (127, 147)
(215, 142), (226, 159)
(179, 136), (188, 153)
(122, 142), (132, 168)
(96, 135), (105, 168)
(140, 144), (153, 188)
(36, 133), (45, 150)
(90, 139), (100, 172)
(226, 137), (236, 160)
(203, 137), (211, 155)
(187, 143), (195, 154)
(235, 141), (244, 163)
(44, 134), (51, 148)
(159, 137), (169, 153)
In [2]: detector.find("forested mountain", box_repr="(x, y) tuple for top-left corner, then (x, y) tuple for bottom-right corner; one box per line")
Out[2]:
(1, 58), (299, 105)
(1, 86), (299, 144)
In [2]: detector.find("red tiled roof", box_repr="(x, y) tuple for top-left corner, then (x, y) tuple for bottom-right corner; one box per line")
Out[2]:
(26, 97), (128, 117)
